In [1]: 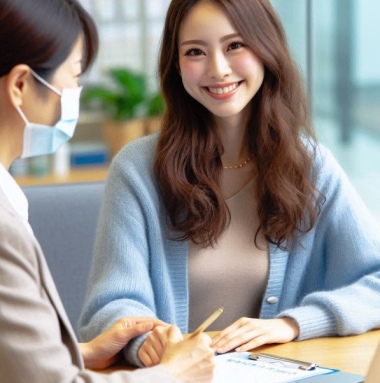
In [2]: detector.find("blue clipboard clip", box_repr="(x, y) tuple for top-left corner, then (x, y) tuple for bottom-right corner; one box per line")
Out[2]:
(249, 352), (318, 371)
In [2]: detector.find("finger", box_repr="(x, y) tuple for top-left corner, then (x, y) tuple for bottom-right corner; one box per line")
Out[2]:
(212, 321), (253, 349)
(118, 317), (168, 328)
(115, 322), (154, 344)
(150, 326), (175, 354)
(187, 332), (213, 350)
(211, 324), (240, 344)
(138, 348), (155, 367)
(134, 317), (169, 327)
(211, 318), (250, 345)
(166, 325), (184, 343)
(197, 332), (213, 346)
(214, 328), (263, 353)
(235, 333), (269, 352)
(139, 342), (162, 366)
(135, 321), (155, 334)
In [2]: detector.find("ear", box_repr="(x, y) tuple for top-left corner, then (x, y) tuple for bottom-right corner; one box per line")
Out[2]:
(5, 64), (33, 108)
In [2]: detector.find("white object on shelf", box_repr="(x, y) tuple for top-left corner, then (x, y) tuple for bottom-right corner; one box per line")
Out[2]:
(53, 143), (71, 176)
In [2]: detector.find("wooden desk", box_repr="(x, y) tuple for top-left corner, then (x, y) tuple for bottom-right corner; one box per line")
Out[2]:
(249, 330), (380, 376)
(101, 330), (380, 376)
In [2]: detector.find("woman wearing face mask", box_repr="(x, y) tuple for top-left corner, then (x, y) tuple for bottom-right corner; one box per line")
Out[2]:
(0, 1), (215, 383)
(79, 0), (380, 369)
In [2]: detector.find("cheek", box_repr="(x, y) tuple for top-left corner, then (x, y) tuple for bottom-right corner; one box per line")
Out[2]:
(40, 96), (62, 127)
(234, 53), (264, 80)
(179, 60), (203, 87)
(44, 97), (61, 125)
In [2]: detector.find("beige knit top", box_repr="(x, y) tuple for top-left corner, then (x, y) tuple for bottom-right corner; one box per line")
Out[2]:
(188, 179), (269, 332)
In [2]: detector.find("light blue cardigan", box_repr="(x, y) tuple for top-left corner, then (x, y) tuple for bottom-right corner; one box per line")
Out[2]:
(79, 133), (380, 366)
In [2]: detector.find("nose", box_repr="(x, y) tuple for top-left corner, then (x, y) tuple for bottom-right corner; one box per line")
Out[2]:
(207, 51), (231, 80)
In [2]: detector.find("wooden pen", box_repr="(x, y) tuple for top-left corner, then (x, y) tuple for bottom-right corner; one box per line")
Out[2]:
(189, 307), (224, 338)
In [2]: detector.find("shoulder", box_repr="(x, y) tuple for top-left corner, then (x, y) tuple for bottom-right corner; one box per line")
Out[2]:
(304, 140), (348, 194)
(0, 198), (24, 240)
(0, 201), (39, 272)
(308, 143), (376, 227)
(312, 143), (342, 174)
(302, 137), (339, 173)
(103, 133), (160, 206)
(107, 133), (158, 181)
(115, 133), (158, 168)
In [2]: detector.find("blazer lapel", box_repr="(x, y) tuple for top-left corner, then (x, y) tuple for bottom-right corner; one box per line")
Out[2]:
(33, 235), (84, 368)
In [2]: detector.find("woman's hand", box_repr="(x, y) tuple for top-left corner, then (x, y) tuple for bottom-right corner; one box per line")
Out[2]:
(160, 326), (215, 383)
(211, 317), (299, 353)
(79, 317), (167, 370)
(138, 324), (182, 367)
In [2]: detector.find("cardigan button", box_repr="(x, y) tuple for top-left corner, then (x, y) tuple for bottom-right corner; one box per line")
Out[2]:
(266, 296), (279, 304)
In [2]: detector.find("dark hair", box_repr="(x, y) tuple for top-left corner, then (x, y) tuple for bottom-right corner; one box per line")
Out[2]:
(154, 0), (322, 249)
(0, 0), (98, 79)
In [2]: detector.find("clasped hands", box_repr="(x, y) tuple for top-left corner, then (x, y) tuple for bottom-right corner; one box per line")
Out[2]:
(79, 317), (165, 370)
(138, 316), (300, 367)
(78, 315), (299, 373)
(79, 316), (215, 383)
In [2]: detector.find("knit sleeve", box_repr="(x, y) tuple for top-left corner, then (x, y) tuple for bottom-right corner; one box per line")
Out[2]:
(78, 137), (164, 365)
(278, 145), (380, 339)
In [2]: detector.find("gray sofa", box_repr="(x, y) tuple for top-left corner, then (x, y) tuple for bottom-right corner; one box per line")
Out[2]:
(23, 182), (104, 336)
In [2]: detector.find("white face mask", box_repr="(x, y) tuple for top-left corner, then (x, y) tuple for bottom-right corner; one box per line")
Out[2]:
(16, 69), (82, 158)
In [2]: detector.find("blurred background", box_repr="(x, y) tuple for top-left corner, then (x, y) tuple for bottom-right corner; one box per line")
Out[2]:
(12, 0), (380, 221)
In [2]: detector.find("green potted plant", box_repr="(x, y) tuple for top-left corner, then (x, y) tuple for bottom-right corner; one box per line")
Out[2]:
(81, 67), (148, 157)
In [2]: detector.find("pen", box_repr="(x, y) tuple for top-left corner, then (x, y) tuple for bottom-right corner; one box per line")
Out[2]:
(189, 307), (224, 338)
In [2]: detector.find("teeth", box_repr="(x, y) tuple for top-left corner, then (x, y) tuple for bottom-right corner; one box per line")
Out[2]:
(208, 83), (238, 94)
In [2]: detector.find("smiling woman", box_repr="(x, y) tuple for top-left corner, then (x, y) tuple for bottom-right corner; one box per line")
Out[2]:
(0, 1), (215, 382)
(79, 0), (380, 371)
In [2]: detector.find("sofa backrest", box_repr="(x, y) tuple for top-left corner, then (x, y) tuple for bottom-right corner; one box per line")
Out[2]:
(23, 182), (104, 336)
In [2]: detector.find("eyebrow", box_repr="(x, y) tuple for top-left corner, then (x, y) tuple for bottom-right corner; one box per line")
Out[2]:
(180, 32), (241, 47)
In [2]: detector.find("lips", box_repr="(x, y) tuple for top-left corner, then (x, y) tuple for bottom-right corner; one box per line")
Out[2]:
(204, 81), (242, 99)
(207, 82), (239, 94)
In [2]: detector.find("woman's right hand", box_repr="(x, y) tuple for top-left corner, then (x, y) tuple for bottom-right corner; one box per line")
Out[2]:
(159, 326), (215, 383)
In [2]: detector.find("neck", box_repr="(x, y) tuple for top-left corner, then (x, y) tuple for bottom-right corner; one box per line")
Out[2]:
(0, 127), (22, 170)
(216, 114), (250, 167)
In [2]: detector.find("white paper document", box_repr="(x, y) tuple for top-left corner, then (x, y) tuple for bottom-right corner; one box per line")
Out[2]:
(213, 352), (336, 383)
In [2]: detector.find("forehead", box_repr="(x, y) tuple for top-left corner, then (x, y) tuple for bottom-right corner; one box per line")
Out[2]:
(56, 37), (83, 72)
(178, 1), (237, 41)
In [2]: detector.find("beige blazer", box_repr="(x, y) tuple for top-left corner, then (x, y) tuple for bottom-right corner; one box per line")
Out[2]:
(0, 189), (175, 383)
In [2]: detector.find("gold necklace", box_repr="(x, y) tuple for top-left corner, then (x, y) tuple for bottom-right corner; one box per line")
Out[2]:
(223, 156), (252, 170)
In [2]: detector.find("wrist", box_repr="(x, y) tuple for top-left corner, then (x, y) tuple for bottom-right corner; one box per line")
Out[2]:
(282, 317), (300, 339)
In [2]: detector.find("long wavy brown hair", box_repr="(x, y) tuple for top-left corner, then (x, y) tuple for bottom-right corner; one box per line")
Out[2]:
(154, 0), (322, 249)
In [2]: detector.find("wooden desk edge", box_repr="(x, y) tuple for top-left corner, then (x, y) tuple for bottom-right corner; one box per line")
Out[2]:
(99, 329), (380, 376)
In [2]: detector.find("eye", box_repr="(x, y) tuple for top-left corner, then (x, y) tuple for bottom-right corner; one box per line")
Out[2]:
(228, 41), (246, 50)
(184, 48), (205, 56)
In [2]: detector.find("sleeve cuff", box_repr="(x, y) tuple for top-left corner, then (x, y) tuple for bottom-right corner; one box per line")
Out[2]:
(278, 305), (337, 340)
(123, 333), (148, 367)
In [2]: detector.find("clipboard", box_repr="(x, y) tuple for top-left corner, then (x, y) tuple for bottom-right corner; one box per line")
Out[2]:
(212, 352), (365, 383)
(249, 353), (365, 382)
(249, 352), (318, 370)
